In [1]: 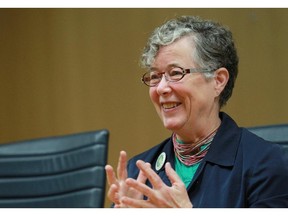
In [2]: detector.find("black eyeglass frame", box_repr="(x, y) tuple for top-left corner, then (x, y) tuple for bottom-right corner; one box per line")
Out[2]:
(141, 67), (215, 87)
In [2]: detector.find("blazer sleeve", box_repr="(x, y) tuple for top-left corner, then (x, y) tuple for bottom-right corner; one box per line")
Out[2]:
(247, 144), (288, 207)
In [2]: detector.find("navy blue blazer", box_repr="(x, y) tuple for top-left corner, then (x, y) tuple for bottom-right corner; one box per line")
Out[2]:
(127, 112), (288, 207)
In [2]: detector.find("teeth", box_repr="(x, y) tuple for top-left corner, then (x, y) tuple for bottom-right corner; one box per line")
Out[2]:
(162, 103), (180, 109)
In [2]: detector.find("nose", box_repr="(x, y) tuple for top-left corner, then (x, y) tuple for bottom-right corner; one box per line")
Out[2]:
(156, 74), (172, 95)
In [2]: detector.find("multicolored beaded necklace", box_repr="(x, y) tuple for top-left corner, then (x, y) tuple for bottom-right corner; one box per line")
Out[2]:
(173, 127), (219, 166)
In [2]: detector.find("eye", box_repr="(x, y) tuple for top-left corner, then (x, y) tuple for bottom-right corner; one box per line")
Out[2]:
(150, 72), (162, 80)
(169, 68), (184, 78)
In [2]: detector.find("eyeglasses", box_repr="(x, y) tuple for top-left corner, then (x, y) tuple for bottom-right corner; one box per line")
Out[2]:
(141, 67), (214, 87)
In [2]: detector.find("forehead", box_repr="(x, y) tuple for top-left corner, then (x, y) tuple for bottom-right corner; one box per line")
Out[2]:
(152, 37), (196, 70)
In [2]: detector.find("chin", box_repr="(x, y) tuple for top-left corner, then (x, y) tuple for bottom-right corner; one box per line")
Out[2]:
(162, 121), (182, 131)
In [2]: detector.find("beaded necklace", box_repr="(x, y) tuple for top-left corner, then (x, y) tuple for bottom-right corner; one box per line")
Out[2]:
(173, 127), (218, 166)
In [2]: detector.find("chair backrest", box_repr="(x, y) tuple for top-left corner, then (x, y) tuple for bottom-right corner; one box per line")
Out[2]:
(0, 129), (109, 208)
(247, 124), (288, 151)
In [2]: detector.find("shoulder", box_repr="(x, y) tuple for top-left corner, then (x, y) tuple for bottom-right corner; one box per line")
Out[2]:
(126, 137), (171, 178)
(240, 127), (285, 156)
(240, 127), (288, 176)
(130, 137), (170, 161)
(240, 128), (288, 207)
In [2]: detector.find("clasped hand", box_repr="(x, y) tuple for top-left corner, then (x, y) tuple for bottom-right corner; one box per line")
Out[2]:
(105, 151), (192, 208)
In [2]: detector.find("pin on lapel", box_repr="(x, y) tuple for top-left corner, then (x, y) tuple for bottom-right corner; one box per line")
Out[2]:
(155, 152), (166, 171)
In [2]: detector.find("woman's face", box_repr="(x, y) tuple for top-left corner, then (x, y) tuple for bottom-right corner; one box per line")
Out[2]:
(149, 37), (221, 138)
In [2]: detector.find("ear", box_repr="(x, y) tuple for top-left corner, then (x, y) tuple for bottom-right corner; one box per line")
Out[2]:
(214, 67), (229, 97)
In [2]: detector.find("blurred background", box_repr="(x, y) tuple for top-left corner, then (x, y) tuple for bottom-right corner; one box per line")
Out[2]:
(0, 8), (287, 207)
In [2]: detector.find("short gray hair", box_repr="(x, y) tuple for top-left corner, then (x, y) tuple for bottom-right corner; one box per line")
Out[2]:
(140, 16), (239, 107)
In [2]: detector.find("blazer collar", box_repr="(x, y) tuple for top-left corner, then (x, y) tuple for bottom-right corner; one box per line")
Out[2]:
(150, 112), (241, 187)
(204, 112), (242, 167)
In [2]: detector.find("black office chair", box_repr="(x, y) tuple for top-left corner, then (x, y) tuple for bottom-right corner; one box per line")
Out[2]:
(0, 129), (109, 208)
(248, 124), (288, 151)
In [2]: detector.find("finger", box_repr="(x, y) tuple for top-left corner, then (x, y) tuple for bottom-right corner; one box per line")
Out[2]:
(136, 163), (149, 184)
(121, 196), (154, 208)
(117, 151), (128, 180)
(136, 160), (163, 189)
(107, 183), (120, 204)
(105, 165), (117, 186)
(165, 162), (184, 186)
(125, 177), (156, 202)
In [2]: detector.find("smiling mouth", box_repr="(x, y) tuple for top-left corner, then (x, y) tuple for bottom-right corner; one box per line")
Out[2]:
(162, 102), (181, 109)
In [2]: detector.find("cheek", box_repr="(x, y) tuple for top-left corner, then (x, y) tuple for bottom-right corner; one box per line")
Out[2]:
(149, 88), (157, 103)
(149, 88), (162, 114)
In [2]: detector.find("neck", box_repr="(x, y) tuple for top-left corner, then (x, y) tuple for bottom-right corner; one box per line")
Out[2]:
(173, 124), (219, 166)
(175, 115), (221, 145)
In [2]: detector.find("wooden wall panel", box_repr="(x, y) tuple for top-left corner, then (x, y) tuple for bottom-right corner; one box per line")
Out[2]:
(0, 8), (287, 207)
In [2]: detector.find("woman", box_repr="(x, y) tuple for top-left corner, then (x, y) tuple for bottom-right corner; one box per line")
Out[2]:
(105, 16), (288, 207)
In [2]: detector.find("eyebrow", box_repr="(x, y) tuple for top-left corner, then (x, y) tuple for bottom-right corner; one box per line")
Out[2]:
(150, 63), (182, 71)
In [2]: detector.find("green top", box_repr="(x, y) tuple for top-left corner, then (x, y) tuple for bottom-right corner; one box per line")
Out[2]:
(174, 140), (208, 188)
(175, 155), (200, 188)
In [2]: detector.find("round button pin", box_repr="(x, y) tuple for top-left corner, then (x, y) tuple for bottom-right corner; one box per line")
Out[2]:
(155, 152), (166, 171)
